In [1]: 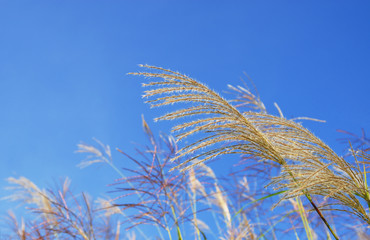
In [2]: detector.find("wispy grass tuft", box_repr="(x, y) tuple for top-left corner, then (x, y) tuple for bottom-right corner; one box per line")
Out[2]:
(4, 177), (121, 239)
(130, 64), (370, 239)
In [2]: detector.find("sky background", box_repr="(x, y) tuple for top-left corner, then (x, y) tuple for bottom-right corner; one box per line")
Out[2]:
(0, 0), (370, 238)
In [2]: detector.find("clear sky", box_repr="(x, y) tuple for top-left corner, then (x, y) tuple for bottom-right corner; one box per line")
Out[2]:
(0, 0), (369, 237)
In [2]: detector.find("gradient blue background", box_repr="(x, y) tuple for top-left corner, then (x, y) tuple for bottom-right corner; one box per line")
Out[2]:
(1, 0), (369, 237)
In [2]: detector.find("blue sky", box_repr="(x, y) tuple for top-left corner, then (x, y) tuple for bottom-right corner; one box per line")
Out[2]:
(1, 0), (370, 237)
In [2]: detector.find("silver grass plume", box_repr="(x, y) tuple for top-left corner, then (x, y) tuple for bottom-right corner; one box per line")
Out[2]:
(130, 65), (370, 226)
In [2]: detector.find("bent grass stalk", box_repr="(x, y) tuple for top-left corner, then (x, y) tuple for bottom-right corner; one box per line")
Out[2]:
(130, 65), (370, 239)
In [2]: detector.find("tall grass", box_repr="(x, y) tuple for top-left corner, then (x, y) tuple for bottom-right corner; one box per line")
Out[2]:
(3, 177), (121, 239)
(130, 65), (370, 239)
(3, 65), (370, 239)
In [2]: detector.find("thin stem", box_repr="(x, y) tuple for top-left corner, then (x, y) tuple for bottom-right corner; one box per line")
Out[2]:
(103, 156), (154, 240)
(305, 193), (339, 240)
(295, 196), (313, 240)
(170, 204), (183, 240)
(152, 148), (183, 240)
(286, 168), (339, 240)
(188, 189), (201, 240)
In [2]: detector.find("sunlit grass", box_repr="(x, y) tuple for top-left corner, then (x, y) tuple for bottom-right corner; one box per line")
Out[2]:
(3, 66), (370, 239)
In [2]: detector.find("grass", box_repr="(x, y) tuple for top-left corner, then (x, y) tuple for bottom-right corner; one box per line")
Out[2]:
(2, 65), (370, 239)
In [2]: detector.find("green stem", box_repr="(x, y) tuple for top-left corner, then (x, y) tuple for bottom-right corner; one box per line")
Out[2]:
(170, 199), (183, 240)
(257, 210), (294, 240)
(296, 196), (313, 240)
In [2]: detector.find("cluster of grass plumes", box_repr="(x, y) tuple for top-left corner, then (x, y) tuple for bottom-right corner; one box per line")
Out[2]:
(3, 177), (121, 240)
(3, 65), (370, 239)
(2, 121), (259, 239)
(76, 117), (258, 240)
(130, 65), (370, 239)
